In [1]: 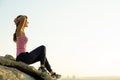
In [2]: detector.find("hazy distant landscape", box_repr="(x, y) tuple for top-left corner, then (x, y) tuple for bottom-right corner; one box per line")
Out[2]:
(60, 76), (120, 80)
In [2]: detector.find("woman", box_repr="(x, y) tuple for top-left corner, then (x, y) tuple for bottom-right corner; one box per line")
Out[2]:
(13, 15), (61, 79)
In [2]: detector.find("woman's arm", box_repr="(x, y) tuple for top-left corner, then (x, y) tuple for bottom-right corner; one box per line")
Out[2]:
(16, 16), (27, 37)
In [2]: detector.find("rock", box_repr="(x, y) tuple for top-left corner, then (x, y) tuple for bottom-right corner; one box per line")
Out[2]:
(0, 65), (35, 80)
(0, 55), (56, 80)
(4, 54), (16, 61)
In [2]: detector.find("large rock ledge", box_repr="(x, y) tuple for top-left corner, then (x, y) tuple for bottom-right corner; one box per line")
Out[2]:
(0, 55), (56, 80)
(0, 65), (35, 80)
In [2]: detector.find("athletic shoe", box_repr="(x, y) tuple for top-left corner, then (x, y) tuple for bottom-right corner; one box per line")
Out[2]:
(51, 72), (61, 79)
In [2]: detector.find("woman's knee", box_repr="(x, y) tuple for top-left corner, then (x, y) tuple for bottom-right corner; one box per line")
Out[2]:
(40, 45), (46, 48)
(40, 45), (46, 50)
(39, 45), (46, 54)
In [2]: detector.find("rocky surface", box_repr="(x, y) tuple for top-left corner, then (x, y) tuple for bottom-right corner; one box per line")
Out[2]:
(0, 65), (35, 80)
(0, 55), (56, 80)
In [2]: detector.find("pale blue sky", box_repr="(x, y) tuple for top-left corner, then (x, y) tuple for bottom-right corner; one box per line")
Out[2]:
(1, 0), (120, 77)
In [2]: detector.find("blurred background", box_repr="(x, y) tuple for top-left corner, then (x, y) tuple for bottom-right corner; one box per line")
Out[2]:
(1, 0), (120, 79)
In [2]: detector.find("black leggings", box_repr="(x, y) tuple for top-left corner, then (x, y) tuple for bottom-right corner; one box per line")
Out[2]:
(16, 45), (52, 72)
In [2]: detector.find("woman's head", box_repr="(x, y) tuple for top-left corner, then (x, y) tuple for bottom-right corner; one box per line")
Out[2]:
(14, 15), (28, 27)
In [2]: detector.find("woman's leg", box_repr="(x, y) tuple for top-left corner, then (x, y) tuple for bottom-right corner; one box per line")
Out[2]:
(29, 45), (53, 72)
(16, 45), (52, 72)
(28, 45), (46, 65)
(44, 58), (52, 72)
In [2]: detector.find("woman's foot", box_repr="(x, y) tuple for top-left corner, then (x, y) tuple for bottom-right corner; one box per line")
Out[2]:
(38, 67), (47, 73)
(51, 72), (61, 79)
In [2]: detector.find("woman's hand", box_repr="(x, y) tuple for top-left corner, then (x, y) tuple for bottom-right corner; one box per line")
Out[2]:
(14, 16), (27, 25)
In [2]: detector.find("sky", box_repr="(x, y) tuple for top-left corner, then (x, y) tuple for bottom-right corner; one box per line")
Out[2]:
(1, 0), (120, 77)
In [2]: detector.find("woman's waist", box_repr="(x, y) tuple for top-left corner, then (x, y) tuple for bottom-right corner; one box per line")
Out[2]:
(17, 49), (27, 56)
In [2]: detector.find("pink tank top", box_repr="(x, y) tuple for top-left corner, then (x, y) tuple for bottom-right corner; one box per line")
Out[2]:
(16, 35), (28, 56)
